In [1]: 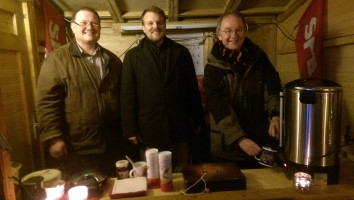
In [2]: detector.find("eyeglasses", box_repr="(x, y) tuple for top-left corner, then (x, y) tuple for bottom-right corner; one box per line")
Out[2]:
(72, 21), (100, 28)
(221, 28), (245, 36)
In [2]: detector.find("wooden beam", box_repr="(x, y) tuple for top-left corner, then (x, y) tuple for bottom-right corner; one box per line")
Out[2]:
(277, 0), (307, 23)
(51, 0), (72, 11)
(0, 147), (15, 200)
(225, 0), (242, 12)
(240, 6), (285, 15)
(245, 16), (277, 25)
(323, 34), (354, 48)
(106, 0), (125, 23)
(122, 11), (169, 20)
(168, 0), (179, 21)
(0, 87), (16, 200)
(179, 9), (223, 18)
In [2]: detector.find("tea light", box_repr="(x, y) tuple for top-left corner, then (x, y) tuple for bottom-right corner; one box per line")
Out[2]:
(68, 185), (88, 200)
(44, 179), (65, 200)
(293, 172), (312, 192)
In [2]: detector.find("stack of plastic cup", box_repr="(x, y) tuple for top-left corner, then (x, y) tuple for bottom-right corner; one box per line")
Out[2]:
(158, 151), (173, 192)
(145, 148), (160, 188)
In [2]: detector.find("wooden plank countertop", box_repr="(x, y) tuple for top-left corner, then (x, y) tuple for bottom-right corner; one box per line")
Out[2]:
(100, 157), (354, 200)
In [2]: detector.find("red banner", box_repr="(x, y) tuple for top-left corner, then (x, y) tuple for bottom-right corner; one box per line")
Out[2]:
(295, 0), (324, 78)
(43, 0), (66, 54)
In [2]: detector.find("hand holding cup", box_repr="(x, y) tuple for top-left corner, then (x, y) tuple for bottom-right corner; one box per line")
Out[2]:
(254, 146), (277, 167)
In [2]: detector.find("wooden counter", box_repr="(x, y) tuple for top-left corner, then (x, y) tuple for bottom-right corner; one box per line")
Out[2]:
(100, 157), (354, 199)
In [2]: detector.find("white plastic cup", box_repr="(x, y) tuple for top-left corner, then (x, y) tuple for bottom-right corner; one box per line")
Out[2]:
(158, 151), (173, 192)
(68, 185), (88, 200)
(129, 161), (147, 177)
(145, 148), (160, 188)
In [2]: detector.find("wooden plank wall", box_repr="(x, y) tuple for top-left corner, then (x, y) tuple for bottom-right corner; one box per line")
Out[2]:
(99, 26), (144, 61)
(0, 86), (16, 200)
(0, 0), (37, 179)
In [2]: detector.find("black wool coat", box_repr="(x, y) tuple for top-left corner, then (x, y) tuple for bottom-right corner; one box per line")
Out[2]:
(121, 37), (204, 148)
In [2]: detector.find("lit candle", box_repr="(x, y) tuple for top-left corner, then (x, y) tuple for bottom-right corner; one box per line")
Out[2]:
(68, 185), (88, 200)
(293, 172), (312, 192)
(44, 180), (65, 200)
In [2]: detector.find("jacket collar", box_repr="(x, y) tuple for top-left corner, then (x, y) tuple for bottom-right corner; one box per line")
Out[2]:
(69, 39), (83, 56)
(140, 36), (173, 50)
(69, 39), (102, 57)
(68, 39), (111, 76)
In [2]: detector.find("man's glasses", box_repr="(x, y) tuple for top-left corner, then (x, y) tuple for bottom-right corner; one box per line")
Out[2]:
(74, 21), (100, 27)
(221, 28), (245, 36)
(64, 18), (100, 28)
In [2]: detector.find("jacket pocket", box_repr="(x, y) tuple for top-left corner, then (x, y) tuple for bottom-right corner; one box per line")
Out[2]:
(210, 130), (244, 157)
(221, 135), (239, 153)
(210, 131), (223, 154)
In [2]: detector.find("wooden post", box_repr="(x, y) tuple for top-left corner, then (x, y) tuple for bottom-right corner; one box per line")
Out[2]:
(0, 86), (16, 200)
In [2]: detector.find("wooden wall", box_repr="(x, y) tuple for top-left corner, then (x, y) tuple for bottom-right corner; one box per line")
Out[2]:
(99, 0), (354, 157)
(0, 0), (40, 180)
(99, 26), (144, 61)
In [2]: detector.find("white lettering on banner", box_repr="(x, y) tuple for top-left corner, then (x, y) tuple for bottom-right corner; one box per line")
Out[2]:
(49, 20), (62, 50)
(303, 17), (317, 77)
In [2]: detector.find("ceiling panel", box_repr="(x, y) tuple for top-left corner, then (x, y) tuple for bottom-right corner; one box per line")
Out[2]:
(179, 0), (227, 11)
(49, 0), (306, 25)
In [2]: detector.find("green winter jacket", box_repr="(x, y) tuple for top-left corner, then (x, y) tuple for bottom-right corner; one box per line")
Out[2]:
(36, 40), (122, 155)
(203, 38), (282, 161)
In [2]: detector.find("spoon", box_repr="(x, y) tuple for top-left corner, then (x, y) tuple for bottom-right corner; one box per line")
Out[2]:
(125, 155), (135, 167)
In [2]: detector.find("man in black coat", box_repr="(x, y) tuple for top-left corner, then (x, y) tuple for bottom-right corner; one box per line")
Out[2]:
(121, 6), (204, 172)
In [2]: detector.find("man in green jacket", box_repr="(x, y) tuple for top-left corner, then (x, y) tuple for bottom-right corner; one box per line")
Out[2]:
(36, 7), (123, 178)
(121, 6), (204, 172)
(203, 11), (282, 169)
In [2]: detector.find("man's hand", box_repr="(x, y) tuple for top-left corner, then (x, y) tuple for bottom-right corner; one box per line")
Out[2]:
(268, 116), (280, 139)
(128, 135), (142, 145)
(238, 137), (262, 156)
(49, 138), (68, 158)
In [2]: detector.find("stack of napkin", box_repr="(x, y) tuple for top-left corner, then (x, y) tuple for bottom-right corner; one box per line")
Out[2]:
(109, 177), (147, 199)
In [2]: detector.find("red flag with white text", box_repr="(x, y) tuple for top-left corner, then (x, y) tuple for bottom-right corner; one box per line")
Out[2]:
(43, 0), (66, 54)
(295, 0), (324, 78)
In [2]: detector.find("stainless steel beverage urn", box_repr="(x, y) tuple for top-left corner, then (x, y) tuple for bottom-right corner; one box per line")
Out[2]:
(283, 78), (342, 184)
